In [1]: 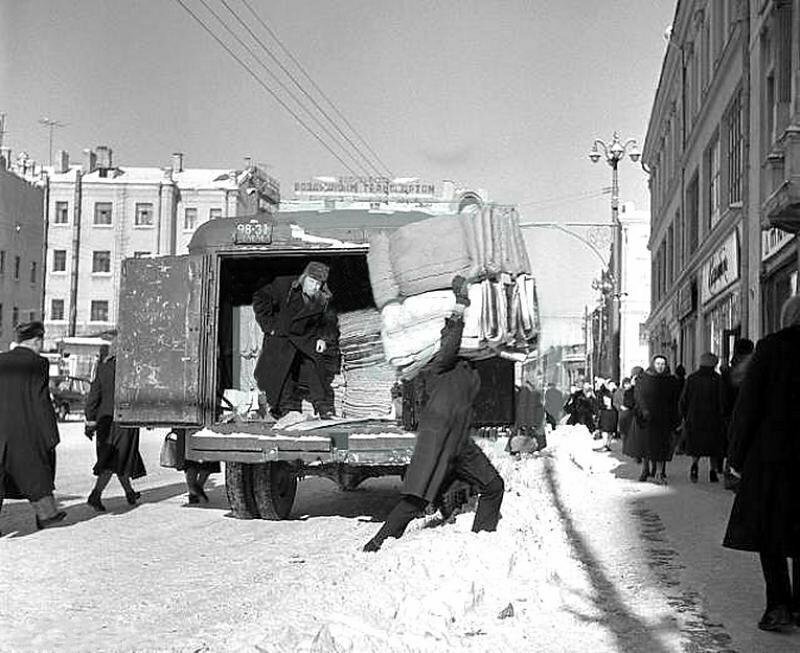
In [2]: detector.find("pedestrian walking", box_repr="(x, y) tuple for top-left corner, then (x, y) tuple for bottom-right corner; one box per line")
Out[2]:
(564, 382), (596, 431)
(509, 378), (546, 454)
(596, 382), (618, 452)
(633, 355), (680, 483)
(723, 295), (800, 632)
(363, 276), (504, 552)
(0, 321), (66, 531)
(621, 367), (645, 462)
(720, 338), (754, 491)
(679, 353), (725, 483)
(544, 383), (564, 428)
(84, 338), (146, 511)
(612, 378), (629, 439)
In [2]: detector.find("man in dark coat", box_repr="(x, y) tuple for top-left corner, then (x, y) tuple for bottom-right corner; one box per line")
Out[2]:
(634, 355), (680, 483)
(723, 295), (800, 632)
(622, 367), (645, 461)
(0, 321), (66, 530)
(363, 276), (504, 552)
(720, 338), (754, 490)
(564, 383), (596, 430)
(544, 383), (563, 427)
(252, 261), (340, 419)
(679, 353), (725, 483)
(510, 379), (546, 454)
(85, 338), (146, 511)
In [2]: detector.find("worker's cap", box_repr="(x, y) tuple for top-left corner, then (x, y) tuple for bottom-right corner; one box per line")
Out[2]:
(302, 261), (329, 283)
(15, 320), (45, 342)
(699, 352), (719, 367)
(630, 366), (644, 377)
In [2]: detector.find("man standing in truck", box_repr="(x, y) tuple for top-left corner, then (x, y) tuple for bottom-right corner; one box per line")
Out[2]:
(253, 261), (340, 420)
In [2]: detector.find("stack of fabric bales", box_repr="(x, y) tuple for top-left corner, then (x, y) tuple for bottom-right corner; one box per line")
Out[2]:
(337, 308), (397, 418)
(368, 206), (539, 379)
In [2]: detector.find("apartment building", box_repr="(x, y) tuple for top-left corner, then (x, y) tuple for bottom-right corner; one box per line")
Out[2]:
(643, 0), (749, 368)
(43, 147), (279, 346)
(0, 152), (45, 350)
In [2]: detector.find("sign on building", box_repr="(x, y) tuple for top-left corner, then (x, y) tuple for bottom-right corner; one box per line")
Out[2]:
(701, 229), (740, 304)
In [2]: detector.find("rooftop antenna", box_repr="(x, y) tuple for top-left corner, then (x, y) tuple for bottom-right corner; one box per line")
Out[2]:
(38, 117), (67, 166)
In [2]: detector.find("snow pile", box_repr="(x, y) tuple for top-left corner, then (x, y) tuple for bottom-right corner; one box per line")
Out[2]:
(228, 437), (604, 652)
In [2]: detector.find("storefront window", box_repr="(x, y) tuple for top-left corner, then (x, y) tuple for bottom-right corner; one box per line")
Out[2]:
(705, 291), (740, 357)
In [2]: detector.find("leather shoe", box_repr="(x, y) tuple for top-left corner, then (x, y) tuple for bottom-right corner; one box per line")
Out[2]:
(87, 492), (106, 512)
(125, 490), (141, 506)
(362, 538), (382, 552)
(35, 510), (67, 530)
(758, 605), (792, 632)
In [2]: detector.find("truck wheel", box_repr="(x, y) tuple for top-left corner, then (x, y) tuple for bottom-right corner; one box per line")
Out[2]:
(251, 462), (297, 520)
(225, 462), (259, 519)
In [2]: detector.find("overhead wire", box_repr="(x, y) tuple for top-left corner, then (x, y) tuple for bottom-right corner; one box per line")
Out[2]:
(172, 0), (361, 176)
(223, 0), (387, 178)
(238, 0), (393, 178)
(194, 0), (373, 176)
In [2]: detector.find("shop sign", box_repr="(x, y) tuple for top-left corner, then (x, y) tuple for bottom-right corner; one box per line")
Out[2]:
(701, 230), (739, 304)
(294, 176), (436, 197)
(761, 227), (794, 262)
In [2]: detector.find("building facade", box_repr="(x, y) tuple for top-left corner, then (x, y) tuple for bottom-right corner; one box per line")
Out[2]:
(645, 0), (800, 364)
(41, 147), (279, 346)
(644, 0), (749, 369)
(0, 153), (45, 350)
(619, 203), (653, 375)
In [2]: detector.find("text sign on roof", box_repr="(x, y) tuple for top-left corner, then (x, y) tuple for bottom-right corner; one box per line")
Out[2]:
(233, 221), (273, 244)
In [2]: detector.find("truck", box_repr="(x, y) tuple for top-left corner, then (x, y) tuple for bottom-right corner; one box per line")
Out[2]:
(114, 210), (516, 520)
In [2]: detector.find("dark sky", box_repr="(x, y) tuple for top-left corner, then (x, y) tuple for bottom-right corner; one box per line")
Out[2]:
(1, 0), (675, 345)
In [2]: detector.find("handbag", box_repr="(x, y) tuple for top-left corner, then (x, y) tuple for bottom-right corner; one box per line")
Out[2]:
(159, 431), (179, 468)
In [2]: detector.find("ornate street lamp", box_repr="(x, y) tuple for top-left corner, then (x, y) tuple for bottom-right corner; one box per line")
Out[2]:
(588, 132), (640, 381)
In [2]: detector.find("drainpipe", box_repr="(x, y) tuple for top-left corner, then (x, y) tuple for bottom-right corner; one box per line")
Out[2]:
(40, 172), (50, 320)
(68, 170), (82, 337)
(739, 2), (751, 341)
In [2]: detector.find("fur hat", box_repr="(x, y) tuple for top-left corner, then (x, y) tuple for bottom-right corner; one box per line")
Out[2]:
(699, 352), (719, 368)
(630, 366), (644, 377)
(733, 338), (754, 356)
(15, 320), (45, 342)
(302, 261), (329, 283)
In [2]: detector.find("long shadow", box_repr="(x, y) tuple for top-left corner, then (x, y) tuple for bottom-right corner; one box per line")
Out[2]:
(291, 477), (404, 521)
(1, 481), (191, 539)
(544, 458), (676, 653)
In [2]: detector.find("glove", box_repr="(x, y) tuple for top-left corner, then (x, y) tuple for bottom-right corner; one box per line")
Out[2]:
(451, 275), (470, 306)
(84, 422), (96, 439)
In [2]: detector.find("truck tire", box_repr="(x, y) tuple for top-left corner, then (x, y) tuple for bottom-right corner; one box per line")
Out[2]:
(225, 462), (259, 519)
(336, 470), (365, 492)
(251, 462), (297, 520)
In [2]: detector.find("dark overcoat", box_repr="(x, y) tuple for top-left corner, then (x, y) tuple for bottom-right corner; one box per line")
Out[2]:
(633, 368), (680, 462)
(620, 385), (641, 457)
(564, 391), (596, 429)
(85, 356), (146, 479)
(723, 326), (800, 554)
(0, 346), (60, 501)
(597, 386), (618, 433)
(252, 277), (339, 408)
(402, 315), (481, 503)
(678, 366), (725, 458)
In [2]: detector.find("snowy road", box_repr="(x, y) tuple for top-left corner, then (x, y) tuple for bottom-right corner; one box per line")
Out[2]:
(1, 423), (799, 652)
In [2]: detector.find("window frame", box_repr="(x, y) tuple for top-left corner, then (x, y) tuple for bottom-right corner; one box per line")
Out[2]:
(183, 207), (198, 232)
(134, 202), (154, 227)
(93, 201), (113, 226)
(52, 249), (68, 273)
(91, 250), (112, 275)
(89, 300), (110, 323)
(50, 298), (65, 322)
(54, 201), (69, 225)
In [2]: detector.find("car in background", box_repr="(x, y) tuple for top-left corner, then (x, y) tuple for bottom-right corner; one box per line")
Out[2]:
(49, 375), (92, 421)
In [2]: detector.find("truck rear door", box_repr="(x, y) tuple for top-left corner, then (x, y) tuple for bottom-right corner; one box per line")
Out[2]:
(115, 254), (213, 426)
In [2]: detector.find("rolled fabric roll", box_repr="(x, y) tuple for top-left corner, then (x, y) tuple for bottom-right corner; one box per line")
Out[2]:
(367, 231), (400, 309)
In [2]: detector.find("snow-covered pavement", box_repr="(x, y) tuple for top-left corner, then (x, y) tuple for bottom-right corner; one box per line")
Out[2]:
(1, 423), (799, 652)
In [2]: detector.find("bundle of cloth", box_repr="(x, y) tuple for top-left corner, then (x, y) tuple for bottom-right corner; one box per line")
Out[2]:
(368, 206), (532, 308)
(338, 308), (397, 418)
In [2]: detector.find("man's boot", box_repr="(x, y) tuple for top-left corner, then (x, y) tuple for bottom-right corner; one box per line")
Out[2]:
(31, 495), (66, 529)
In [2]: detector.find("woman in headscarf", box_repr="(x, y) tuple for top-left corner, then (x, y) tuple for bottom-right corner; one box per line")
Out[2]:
(723, 295), (800, 632)
(633, 355), (680, 483)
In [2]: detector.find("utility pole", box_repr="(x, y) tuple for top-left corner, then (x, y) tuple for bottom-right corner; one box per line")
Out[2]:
(38, 117), (67, 167)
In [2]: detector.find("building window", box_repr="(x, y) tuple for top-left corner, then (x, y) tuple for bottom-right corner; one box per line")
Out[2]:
(12, 306), (19, 328)
(667, 224), (674, 285)
(707, 134), (721, 229)
(639, 322), (648, 346)
(183, 207), (197, 231)
(133, 251), (151, 258)
(0, 250), (5, 275)
(209, 208), (222, 220)
(13, 256), (20, 280)
(0, 303), (3, 338)
(90, 300), (109, 323)
(94, 202), (113, 225)
(687, 173), (699, 254)
(50, 299), (65, 321)
(135, 202), (154, 226)
(53, 250), (67, 272)
(30, 261), (37, 283)
(92, 250), (111, 274)
(28, 311), (35, 322)
(726, 92), (743, 205)
(54, 201), (69, 224)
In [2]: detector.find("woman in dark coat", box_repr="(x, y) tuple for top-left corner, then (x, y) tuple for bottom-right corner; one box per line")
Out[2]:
(679, 353), (725, 483)
(364, 277), (504, 552)
(85, 343), (146, 511)
(622, 367), (645, 460)
(723, 296), (800, 632)
(597, 382), (618, 451)
(253, 262), (339, 419)
(564, 383), (596, 430)
(633, 355), (680, 482)
(720, 338), (754, 490)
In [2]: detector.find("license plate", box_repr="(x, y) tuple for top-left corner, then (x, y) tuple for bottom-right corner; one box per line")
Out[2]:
(234, 221), (273, 244)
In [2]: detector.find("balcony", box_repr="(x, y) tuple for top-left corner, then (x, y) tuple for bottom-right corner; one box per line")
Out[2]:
(763, 125), (800, 233)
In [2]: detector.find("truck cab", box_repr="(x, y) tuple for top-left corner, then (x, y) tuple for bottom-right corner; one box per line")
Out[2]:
(115, 209), (518, 520)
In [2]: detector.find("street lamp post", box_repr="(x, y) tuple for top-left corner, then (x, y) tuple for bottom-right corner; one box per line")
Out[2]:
(588, 132), (640, 382)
